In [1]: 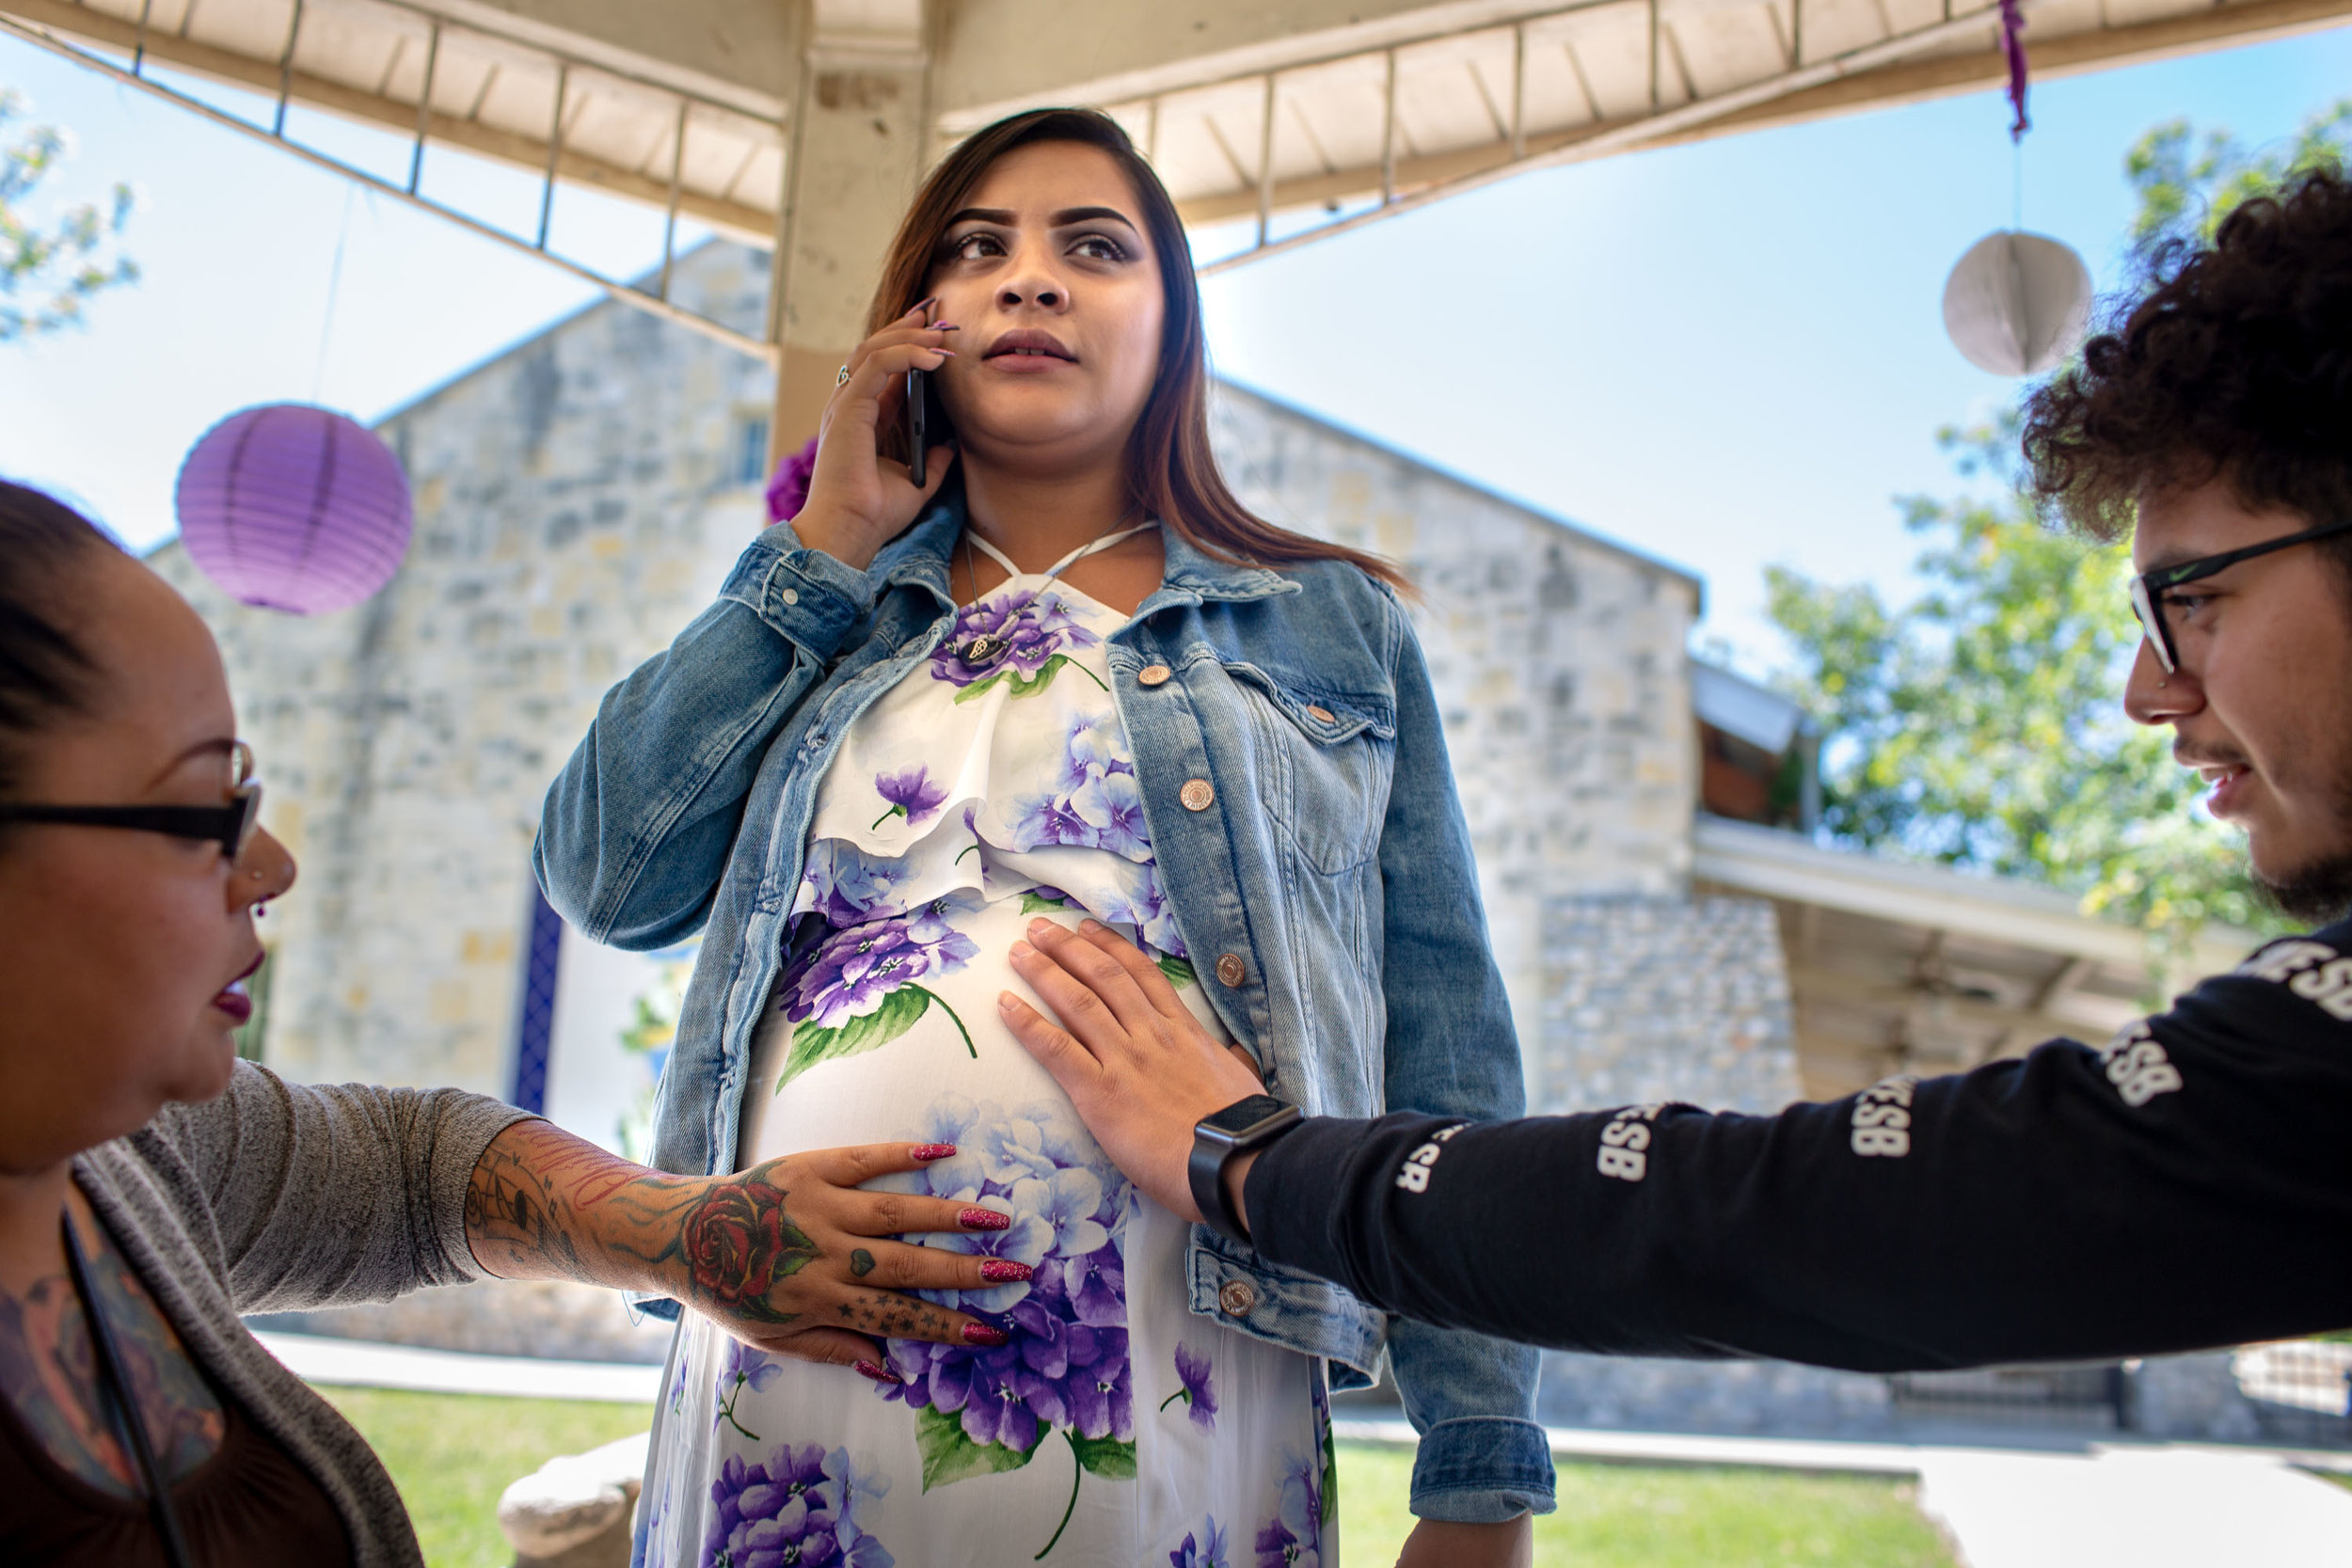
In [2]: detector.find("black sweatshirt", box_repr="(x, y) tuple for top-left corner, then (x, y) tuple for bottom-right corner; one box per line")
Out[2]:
(1244, 922), (2352, 1370)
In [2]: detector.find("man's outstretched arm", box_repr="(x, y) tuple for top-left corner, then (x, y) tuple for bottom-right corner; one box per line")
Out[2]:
(1006, 918), (2352, 1370)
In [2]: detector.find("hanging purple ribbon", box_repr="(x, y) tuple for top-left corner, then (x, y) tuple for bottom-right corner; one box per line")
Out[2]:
(1999, 0), (2030, 142)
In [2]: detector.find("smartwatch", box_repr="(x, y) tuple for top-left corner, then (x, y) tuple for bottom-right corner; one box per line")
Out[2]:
(1188, 1094), (1303, 1244)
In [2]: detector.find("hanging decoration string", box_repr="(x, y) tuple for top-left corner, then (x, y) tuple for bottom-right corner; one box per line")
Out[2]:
(1937, 0), (2091, 377)
(311, 181), (357, 404)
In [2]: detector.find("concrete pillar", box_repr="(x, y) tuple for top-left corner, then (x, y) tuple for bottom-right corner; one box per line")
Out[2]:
(769, 0), (934, 457)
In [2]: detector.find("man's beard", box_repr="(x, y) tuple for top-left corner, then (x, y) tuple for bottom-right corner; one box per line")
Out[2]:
(2258, 851), (2352, 926)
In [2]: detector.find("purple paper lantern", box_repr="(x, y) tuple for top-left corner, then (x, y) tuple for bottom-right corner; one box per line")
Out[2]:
(175, 404), (413, 615)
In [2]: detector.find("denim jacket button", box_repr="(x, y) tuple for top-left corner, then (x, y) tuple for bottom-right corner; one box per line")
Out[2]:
(1305, 704), (1333, 722)
(781, 587), (801, 607)
(1216, 953), (1247, 988)
(1218, 1279), (1257, 1318)
(1137, 663), (1171, 687)
(1181, 779), (1215, 812)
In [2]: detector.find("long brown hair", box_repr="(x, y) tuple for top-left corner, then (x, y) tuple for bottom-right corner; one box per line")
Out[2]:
(866, 107), (1408, 593)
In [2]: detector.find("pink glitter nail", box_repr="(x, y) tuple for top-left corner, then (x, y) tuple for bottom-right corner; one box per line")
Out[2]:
(959, 1207), (1010, 1231)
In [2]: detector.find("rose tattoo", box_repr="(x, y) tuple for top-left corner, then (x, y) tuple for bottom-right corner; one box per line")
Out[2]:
(680, 1180), (820, 1323)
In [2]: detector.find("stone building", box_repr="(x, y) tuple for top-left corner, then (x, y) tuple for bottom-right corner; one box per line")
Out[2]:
(151, 240), (1812, 1152)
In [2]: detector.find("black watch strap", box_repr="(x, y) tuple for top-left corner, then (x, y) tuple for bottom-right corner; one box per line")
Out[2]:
(1188, 1094), (1303, 1244)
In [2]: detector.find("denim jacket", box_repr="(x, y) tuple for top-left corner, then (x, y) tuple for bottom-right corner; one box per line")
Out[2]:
(534, 492), (1554, 1522)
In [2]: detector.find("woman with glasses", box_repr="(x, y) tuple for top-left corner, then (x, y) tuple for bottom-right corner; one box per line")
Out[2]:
(0, 481), (1027, 1568)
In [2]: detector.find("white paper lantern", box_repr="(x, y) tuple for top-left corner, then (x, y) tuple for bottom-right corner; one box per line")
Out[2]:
(1942, 230), (2093, 376)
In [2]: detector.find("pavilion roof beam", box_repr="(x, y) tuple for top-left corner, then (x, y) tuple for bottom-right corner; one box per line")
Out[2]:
(0, 0), (789, 243)
(1138, 0), (2352, 270)
(0, 2), (782, 362)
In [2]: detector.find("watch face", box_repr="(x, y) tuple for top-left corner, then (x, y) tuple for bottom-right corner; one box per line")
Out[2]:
(1201, 1095), (1291, 1138)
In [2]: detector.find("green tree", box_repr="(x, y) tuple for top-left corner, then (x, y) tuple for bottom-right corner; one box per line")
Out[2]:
(1767, 419), (2274, 954)
(1764, 102), (2352, 955)
(2125, 99), (2349, 267)
(1, 88), (137, 342)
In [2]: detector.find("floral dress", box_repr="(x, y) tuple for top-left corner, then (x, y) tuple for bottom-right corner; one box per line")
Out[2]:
(636, 527), (1340, 1568)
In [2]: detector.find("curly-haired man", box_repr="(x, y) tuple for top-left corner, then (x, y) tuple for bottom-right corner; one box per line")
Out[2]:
(995, 169), (2352, 1375)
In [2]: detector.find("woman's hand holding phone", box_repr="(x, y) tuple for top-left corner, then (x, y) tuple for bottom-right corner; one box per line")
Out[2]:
(790, 301), (960, 572)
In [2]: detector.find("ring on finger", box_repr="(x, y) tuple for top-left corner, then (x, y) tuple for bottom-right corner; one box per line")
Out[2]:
(835, 363), (852, 387)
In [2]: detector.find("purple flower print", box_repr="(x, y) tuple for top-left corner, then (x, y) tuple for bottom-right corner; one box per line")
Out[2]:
(1070, 769), (1151, 860)
(1059, 1323), (1132, 1440)
(1093, 863), (1187, 960)
(796, 843), (910, 927)
(784, 904), (977, 1031)
(1159, 1342), (1218, 1433)
(1254, 1516), (1311, 1568)
(1012, 1167), (1110, 1260)
(1008, 791), (1095, 854)
(1057, 711), (1130, 789)
(703, 1443), (896, 1568)
(904, 1094), (989, 1194)
(871, 1096), (1136, 1557)
(1254, 1450), (1325, 1568)
(940, 1199), (1054, 1313)
(1030, 1098), (1110, 1180)
(904, 1333), (1057, 1452)
(714, 1340), (783, 1441)
(870, 765), (948, 832)
(928, 587), (1103, 692)
(826, 1447), (895, 1568)
(1057, 1242), (1125, 1328)
(1170, 1516), (1232, 1568)
(968, 1113), (1061, 1189)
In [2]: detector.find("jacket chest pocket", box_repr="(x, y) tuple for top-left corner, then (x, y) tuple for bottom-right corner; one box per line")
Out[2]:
(1226, 664), (1395, 874)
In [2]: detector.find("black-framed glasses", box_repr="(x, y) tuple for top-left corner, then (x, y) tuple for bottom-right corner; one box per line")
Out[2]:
(0, 741), (262, 860)
(2129, 518), (2352, 674)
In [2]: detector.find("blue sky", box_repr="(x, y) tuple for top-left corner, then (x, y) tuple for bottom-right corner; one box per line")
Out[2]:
(2, 24), (2346, 671)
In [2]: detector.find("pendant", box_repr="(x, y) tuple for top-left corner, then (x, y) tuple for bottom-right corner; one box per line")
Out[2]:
(957, 633), (1009, 669)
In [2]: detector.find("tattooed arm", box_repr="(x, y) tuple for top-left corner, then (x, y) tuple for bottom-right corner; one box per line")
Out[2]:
(464, 1119), (1021, 1369)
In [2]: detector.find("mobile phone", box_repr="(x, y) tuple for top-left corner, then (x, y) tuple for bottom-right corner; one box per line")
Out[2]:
(905, 368), (927, 489)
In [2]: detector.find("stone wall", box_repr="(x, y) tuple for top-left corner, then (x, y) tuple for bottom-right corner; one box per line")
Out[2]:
(1210, 384), (1702, 1069)
(1535, 894), (1803, 1115)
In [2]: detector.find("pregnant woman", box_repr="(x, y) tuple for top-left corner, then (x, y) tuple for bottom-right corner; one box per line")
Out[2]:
(537, 108), (1550, 1567)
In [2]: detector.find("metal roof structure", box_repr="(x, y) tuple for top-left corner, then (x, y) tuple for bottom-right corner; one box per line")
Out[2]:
(1694, 815), (2260, 1099)
(4, 0), (2345, 378)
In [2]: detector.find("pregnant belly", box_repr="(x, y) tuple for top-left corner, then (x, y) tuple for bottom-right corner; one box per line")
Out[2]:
(737, 893), (1230, 1172)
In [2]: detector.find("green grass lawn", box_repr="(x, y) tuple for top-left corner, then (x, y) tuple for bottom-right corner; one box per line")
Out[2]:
(319, 1386), (655, 1568)
(1341, 1443), (1957, 1567)
(319, 1386), (1957, 1568)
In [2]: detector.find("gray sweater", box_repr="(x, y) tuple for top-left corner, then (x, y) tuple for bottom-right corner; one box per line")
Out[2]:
(72, 1061), (534, 1568)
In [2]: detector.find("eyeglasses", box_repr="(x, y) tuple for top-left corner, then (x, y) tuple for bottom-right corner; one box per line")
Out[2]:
(0, 741), (263, 860)
(2128, 518), (2352, 674)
